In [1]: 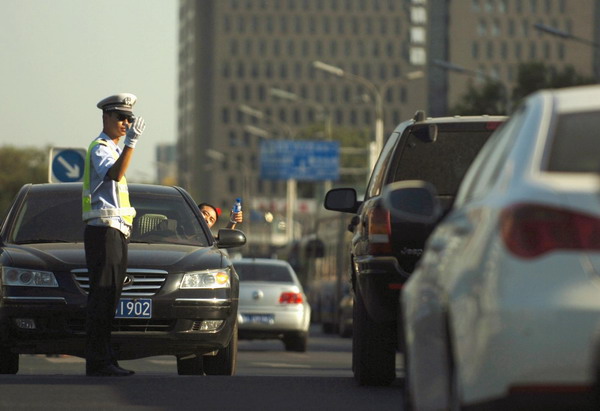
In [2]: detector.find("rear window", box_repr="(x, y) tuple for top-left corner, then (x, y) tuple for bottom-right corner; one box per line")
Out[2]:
(234, 263), (293, 282)
(547, 111), (600, 172)
(390, 126), (495, 195)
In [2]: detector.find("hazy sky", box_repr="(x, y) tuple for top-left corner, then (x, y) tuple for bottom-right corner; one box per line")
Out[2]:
(0, 0), (177, 182)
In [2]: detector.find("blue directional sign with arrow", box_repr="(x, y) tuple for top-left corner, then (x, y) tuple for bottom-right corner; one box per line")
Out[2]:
(49, 147), (86, 183)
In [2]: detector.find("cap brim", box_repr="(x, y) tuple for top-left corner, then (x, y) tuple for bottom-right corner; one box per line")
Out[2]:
(107, 108), (134, 116)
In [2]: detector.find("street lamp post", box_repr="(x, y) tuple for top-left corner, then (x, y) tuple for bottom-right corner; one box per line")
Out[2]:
(312, 61), (423, 173)
(533, 23), (600, 82)
(534, 23), (600, 50)
(238, 105), (298, 244)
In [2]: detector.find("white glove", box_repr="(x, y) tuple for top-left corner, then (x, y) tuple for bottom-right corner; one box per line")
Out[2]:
(124, 116), (146, 148)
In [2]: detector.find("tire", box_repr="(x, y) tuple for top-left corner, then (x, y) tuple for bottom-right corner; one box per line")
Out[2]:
(177, 354), (204, 375)
(204, 323), (238, 376)
(352, 290), (396, 386)
(0, 347), (18, 375)
(322, 322), (335, 334)
(283, 331), (308, 352)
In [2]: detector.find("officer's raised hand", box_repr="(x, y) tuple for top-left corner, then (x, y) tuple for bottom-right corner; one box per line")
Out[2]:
(124, 117), (146, 149)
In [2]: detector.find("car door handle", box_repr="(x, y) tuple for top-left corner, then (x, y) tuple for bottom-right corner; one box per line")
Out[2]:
(453, 219), (473, 235)
(429, 237), (446, 252)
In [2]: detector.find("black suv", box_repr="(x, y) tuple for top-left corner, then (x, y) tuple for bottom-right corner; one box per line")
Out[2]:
(324, 111), (506, 386)
(0, 183), (245, 375)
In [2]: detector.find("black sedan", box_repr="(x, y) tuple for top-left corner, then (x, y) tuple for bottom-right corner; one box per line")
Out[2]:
(0, 183), (245, 375)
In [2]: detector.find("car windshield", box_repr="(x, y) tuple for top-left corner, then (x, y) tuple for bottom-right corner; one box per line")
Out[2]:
(547, 110), (600, 173)
(392, 127), (493, 196)
(8, 187), (210, 247)
(234, 263), (293, 282)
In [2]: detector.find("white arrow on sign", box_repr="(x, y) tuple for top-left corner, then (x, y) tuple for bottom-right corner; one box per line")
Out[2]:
(57, 155), (81, 178)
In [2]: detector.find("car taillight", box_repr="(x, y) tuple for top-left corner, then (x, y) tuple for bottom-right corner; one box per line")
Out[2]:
(279, 292), (303, 304)
(366, 205), (392, 254)
(500, 203), (600, 259)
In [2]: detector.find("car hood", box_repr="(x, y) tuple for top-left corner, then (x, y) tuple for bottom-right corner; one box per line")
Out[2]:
(0, 242), (226, 272)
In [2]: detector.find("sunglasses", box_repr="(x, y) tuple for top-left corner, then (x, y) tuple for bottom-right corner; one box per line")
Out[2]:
(114, 112), (133, 122)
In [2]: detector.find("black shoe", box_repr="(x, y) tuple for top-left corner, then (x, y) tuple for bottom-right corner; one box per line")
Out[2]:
(113, 364), (135, 376)
(86, 364), (134, 377)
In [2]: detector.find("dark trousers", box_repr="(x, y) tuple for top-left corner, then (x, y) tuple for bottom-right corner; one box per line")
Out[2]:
(84, 225), (128, 368)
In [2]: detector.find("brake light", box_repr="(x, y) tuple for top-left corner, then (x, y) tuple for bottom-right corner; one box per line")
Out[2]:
(486, 121), (503, 130)
(500, 203), (600, 259)
(279, 292), (303, 304)
(366, 205), (392, 254)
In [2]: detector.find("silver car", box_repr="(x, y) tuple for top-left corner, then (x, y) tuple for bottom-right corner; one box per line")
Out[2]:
(234, 258), (311, 352)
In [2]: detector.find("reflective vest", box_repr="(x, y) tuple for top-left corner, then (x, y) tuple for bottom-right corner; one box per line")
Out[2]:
(82, 139), (136, 227)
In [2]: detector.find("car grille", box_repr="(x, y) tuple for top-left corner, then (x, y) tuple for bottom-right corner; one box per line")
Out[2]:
(67, 318), (175, 332)
(72, 268), (168, 297)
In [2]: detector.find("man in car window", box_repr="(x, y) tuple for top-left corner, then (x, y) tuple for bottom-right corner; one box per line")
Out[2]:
(82, 93), (146, 377)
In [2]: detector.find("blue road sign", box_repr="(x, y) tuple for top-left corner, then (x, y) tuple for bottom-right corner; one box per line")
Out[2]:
(49, 147), (86, 183)
(260, 140), (339, 181)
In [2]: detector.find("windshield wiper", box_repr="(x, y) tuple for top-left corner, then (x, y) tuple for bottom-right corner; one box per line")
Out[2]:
(14, 239), (72, 244)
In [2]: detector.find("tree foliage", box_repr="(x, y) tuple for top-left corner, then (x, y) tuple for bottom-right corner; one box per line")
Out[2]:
(0, 146), (48, 219)
(449, 79), (508, 115)
(450, 62), (596, 116)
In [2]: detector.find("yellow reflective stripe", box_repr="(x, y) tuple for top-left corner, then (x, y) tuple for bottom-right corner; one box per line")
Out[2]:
(82, 207), (137, 220)
(82, 139), (135, 226)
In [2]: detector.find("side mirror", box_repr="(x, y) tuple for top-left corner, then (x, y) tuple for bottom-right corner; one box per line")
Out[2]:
(382, 180), (441, 224)
(215, 228), (246, 249)
(324, 188), (359, 213)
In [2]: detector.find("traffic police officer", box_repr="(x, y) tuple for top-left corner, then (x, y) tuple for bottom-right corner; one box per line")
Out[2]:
(82, 93), (146, 376)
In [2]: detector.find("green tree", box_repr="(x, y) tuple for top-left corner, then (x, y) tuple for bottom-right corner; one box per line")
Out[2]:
(449, 79), (508, 115)
(0, 146), (48, 219)
(512, 62), (596, 106)
(451, 62), (596, 116)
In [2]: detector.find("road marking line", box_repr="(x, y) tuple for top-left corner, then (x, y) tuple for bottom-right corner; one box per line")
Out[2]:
(249, 362), (311, 368)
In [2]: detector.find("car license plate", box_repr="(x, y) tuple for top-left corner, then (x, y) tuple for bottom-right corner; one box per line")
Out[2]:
(115, 298), (152, 319)
(241, 313), (274, 324)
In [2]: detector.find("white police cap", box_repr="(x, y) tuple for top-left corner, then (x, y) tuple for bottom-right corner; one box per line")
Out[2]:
(97, 93), (137, 114)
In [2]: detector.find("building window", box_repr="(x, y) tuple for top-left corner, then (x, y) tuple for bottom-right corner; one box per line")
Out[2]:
(411, 27), (426, 44)
(222, 108), (230, 124)
(501, 42), (508, 59)
(411, 7), (427, 24)
(409, 47), (426, 66)
(486, 41), (494, 58)
(472, 41), (480, 58)
(543, 41), (551, 59)
(529, 43), (537, 59)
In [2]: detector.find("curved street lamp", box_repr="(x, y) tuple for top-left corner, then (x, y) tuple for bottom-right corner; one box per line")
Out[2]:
(312, 60), (424, 173)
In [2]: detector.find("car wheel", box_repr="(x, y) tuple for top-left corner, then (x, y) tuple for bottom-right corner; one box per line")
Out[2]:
(352, 290), (396, 386)
(0, 347), (18, 374)
(283, 331), (308, 352)
(177, 354), (204, 375)
(204, 323), (238, 376)
(322, 322), (335, 334)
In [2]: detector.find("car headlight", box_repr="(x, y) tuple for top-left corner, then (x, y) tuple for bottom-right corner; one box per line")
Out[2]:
(1, 266), (58, 287)
(180, 268), (231, 289)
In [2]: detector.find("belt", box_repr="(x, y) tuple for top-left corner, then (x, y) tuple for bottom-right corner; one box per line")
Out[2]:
(87, 218), (132, 238)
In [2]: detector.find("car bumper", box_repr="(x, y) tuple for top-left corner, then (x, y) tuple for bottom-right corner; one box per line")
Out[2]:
(237, 307), (310, 338)
(0, 298), (237, 359)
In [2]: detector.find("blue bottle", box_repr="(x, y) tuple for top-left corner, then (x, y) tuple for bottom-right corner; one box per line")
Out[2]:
(232, 198), (242, 213)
